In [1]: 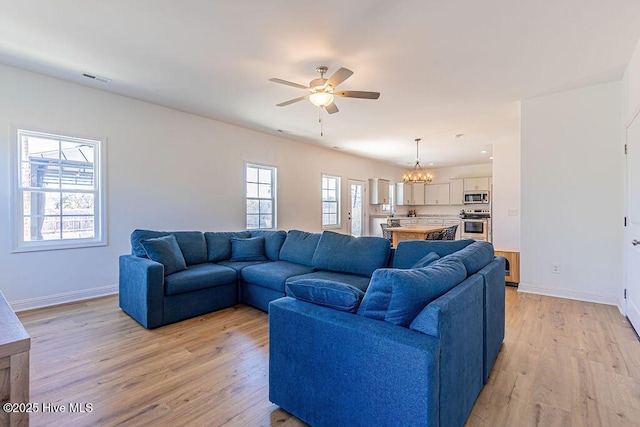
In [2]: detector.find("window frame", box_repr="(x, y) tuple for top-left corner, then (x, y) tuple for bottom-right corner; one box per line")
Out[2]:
(245, 162), (277, 230)
(10, 126), (107, 252)
(321, 173), (341, 229)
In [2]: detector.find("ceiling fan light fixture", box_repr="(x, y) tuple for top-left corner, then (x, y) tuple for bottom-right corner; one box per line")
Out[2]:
(309, 92), (334, 107)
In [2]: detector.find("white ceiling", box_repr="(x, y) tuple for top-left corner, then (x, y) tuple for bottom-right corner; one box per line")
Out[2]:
(2, 1), (640, 169)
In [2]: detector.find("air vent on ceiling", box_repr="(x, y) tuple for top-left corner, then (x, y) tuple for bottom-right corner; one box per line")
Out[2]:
(81, 72), (112, 83)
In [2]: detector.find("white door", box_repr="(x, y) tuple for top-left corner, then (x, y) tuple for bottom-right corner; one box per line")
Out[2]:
(348, 180), (364, 237)
(626, 114), (640, 333)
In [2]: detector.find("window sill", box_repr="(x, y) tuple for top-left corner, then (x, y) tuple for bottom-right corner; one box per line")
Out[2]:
(12, 239), (107, 253)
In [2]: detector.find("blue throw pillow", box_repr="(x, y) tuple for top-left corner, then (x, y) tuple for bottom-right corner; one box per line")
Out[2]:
(140, 234), (187, 276)
(357, 258), (467, 327)
(412, 251), (440, 268)
(230, 236), (267, 262)
(204, 231), (251, 262)
(286, 279), (365, 313)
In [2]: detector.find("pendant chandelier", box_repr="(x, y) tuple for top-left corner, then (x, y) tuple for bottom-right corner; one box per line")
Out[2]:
(402, 138), (433, 183)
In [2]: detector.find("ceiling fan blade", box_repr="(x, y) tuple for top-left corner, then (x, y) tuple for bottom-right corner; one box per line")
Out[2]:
(269, 78), (309, 89)
(327, 67), (353, 88)
(276, 94), (309, 107)
(325, 102), (339, 114)
(334, 90), (380, 100)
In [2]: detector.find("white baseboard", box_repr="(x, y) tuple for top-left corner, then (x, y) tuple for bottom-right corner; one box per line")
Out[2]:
(10, 284), (118, 312)
(518, 282), (621, 308)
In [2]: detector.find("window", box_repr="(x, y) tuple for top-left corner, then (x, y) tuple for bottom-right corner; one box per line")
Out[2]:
(12, 128), (106, 252)
(246, 163), (276, 229)
(321, 174), (341, 228)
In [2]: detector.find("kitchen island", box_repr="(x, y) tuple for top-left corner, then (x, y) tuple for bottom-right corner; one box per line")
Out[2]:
(388, 225), (447, 247)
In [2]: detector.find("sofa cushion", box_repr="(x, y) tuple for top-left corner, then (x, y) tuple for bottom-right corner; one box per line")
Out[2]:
(205, 231), (251, 262)
(444, 241), (495, 275)
(250, 230), (287, 261)
(392, 239), (475, 269)
(164, 263), (238, 296)
(412, 251), (440, 268)
(312, 231), (390, 278)
(241, 261), (315, 292)
(131, 229), (169, 257)
(217, 260), (269, 273)
(230, 236), (267, 262)
(286, 271), (371, 292)
(173, 231), (207, 266)
(285, 279), (365, 313)
(357, 257), (467, 327)
(140, 234), (187, 276)
(279, 230), (321, 267)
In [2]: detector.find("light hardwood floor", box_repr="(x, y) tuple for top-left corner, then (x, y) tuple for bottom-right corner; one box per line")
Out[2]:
(16, 288), (640, 427)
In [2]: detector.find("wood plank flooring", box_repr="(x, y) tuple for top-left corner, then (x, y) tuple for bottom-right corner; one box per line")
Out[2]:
(15, 287), (640, 427)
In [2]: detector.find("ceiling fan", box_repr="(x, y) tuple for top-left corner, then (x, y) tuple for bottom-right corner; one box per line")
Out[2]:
(269, 66), (380, 114)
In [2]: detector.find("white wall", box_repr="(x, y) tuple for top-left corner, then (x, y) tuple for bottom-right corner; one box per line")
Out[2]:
(520, 81), (624, 306)
(0, 64), (404, 307)
(492, 135), (521, 250)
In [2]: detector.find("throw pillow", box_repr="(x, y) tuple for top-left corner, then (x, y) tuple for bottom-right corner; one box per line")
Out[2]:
(286, 279), (365, 313)
(357, 258), (467, 327)
(412, 251), (440, 268)
(230, 236), (267, 262)
(140, 234), (187, 276)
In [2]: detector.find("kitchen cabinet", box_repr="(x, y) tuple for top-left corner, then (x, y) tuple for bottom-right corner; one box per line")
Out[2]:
(425, 183), (450, 205)
(449, 178), (464, 205)
(396, 182), (425, 205)
(463, 177), (490, 191)
(368, 178), (390, 204)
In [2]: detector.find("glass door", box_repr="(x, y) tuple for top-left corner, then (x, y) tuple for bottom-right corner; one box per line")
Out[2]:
(348, 180), (364, 237)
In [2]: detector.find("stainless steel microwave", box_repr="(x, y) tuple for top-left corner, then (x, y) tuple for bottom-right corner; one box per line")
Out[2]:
(464, 191), (489, 204)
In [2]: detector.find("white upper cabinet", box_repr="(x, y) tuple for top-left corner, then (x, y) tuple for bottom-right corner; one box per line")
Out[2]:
(425, 183), (450, 205)
(449, 178), (464, 205)
(396, 182), (425, 205)
(368, 178), (390, 204)
(463, 177), (490, 191)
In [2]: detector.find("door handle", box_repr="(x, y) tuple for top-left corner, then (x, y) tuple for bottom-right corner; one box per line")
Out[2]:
(633, 239), (640, 246)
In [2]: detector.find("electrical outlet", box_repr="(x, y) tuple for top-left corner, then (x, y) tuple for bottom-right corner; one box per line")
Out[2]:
(552, 264), (560, 274)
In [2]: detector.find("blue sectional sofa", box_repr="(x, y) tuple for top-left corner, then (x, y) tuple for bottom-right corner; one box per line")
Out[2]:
(119, 228), (391, 328)
(119, 228), (505, 426)
(269, 239), (505, 427)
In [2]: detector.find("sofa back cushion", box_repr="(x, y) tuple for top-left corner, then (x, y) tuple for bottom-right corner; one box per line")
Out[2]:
(131, 229), (169, 257)
(204, 231), (251, 262)
(140, 234), (187, 275)
(357, 257), (467, 327)
(312, 231), (390, 277)
(444, 241), (495, 275)
(392, 239), (474, 269)
(131, 230), (207, 266)
(250, 230), (287, 261)
(279, 230), (321, 267)
(172, 231), (207, 265)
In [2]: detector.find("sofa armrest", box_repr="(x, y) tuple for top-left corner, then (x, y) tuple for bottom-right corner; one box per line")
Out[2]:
(118, 255), (165, 329)
(409, 274), (484, 427)
(269, 297), (440, 427)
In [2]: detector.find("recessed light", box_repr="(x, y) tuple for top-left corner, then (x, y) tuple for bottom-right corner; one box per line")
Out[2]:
(489, 156), (494, 160)
(428, 162), (435, 166)
(480, 150), (488, 154)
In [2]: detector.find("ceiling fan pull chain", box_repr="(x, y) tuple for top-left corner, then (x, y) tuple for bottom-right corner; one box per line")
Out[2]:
(319, 107), (324, 136)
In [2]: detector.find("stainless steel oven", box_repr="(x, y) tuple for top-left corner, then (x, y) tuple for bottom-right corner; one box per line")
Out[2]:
(461, 218), (488, 241)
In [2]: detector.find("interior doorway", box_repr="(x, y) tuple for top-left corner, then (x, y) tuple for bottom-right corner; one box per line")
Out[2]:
(625, 112), (640, 334)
